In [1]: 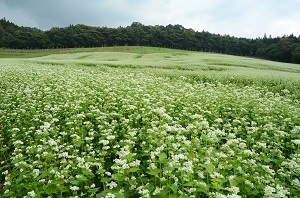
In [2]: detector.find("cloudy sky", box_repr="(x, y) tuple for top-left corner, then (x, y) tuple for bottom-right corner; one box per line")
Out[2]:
(1, 0), (299, 38)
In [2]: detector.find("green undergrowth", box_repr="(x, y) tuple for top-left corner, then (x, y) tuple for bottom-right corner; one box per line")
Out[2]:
(1, 48), (300, 197)
(0, 46), (183, 58)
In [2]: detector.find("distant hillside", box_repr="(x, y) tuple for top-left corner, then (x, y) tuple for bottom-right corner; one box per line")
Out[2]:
(0, 18), (300, 64)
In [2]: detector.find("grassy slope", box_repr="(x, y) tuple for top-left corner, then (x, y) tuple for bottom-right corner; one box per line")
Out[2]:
(0, 46), (177, 58)
(1, 46), (300, 197)
(1, 46), (300, 98)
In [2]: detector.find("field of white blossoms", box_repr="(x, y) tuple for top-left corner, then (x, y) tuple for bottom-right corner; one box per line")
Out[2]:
(0, 48), (300, 198)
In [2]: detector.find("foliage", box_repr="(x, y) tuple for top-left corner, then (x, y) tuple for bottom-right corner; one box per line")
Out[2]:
(27, 47), (300, 99)
(0, 52), (300, 197)
(1, 18), (300, 64)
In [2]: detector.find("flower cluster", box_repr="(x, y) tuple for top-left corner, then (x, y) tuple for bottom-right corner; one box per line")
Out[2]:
(0, 59), (299, 197)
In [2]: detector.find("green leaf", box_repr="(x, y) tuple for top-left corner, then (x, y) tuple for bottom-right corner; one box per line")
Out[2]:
(126, 153), (134, 161)
(52, 179), (65, 185)
(158, 152), (167, 161)
(88, 188), (99, 194)
(145, 184), (155, 192)
(128, 167), (139, 173)
(101, 177), (112, 183)
(78, 176), (88, 182)
(114, 173), (126, 181)
(113, 191), (125, 198)
(201, 163), (215, 174)
(96, 168), (105, 174)
(169, 195), (179, 198)
(96, 190), (124, 198)
(212, 178), (226, 191)
(179, 194), (191, 198)
(96, 190), (110, 198)
(183, 181), (195, 187)
(74, 140), (84, 147)
(244, 185), (253, 193)
(154, 189), (169, 197)
(82, 169), (94, 177)
(229, 177), (241, 187)
(147, 168), (161, 175)
(59, 185), (69, 193)
(69, 179), (79, 185)
(0, 164), (9, 172)
(44, 184), (58, 194)
(169, 184), (178, 193)
(0, 147), (9, 152)
(196, 184), (209, 193)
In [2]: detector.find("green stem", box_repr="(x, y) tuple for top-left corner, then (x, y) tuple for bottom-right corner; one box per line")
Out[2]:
(138, 171), (145, 186)
(160, 162), (162, 188)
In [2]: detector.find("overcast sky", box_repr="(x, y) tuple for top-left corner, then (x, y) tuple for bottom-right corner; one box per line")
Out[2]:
(1, 0), (299, 38)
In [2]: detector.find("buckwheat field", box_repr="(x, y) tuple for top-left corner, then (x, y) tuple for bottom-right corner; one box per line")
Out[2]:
(1, 47), (300, 197)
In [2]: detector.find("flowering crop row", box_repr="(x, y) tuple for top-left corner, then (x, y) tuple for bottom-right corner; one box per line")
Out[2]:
(0, 61), (299, 197)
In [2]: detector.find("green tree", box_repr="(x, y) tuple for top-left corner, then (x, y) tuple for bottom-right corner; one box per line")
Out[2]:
(291, 45), (300, 63)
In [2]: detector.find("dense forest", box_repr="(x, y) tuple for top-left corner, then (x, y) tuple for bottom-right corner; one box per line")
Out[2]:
(1, 18), (300, 64)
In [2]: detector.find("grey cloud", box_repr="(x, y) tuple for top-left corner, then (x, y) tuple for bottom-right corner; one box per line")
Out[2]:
(1, 0), (141, 29)
(0, 0), (299, 38)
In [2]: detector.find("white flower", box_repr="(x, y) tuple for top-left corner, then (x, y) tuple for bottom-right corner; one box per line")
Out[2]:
(27, 190), (36, 197)
(173, 154), (187, 161)
(197, 171), (205, 179)
(103, 146), (110, 150)
(48, 138), (57, 146)
(60, 131), (67, 136)
(13, 140), (24, 145)
(182, 161), (193, 173)
(137, 186), (150, 196)
(210, 172), (224, 179)
(152, 187), (163, 195)
(70, 186), (79, 191)
(264, 186), (275, 197)
(275, 184), (290, 197)
(262, 165), (275, 176)
(77, 113), (85, 118)
(76, 157), (85, 163)
(2, 170), (8, 175)
(107, 181), (118, 189)
(33, 169), (40, 177)
(36, 129), (43, 135)
(215, 118), (223, 123)
(160, 177), (166, 182)
(291, 139), (300, 145)
(75, 174), (83, 179)
(106, 135), (116, 140)
(225, 186), (240, 194)
(41, 122), (51, 129)
(227, 195), (241, 198)
(186, 187), (196, 194)
(131, 176), (136, 180)
(129, 159), (141, 167)
(99, 140), (109, 145)
(105, 192), (116, 198)
(245, 180), (254, 188)
(243, 150), (252, 155)
(291, 178), (300, 187)
(149, 163), (157, 170)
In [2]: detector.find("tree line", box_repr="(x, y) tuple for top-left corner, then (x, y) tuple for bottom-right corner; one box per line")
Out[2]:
(1, 18), (300, 64)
